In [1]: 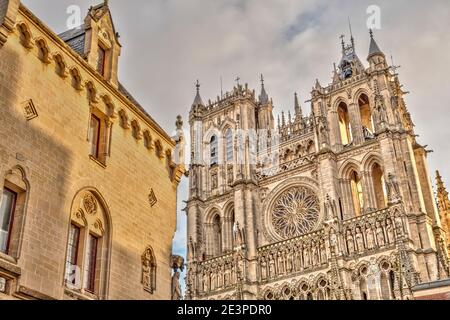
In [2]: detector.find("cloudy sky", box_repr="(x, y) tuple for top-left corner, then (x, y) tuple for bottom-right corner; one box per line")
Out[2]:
(22, 0), (450, 288)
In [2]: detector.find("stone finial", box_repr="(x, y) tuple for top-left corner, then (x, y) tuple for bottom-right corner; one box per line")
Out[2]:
(176, 115), (183, 130)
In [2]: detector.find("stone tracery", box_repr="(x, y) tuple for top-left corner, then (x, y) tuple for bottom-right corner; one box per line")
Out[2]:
(271, 186), (320, 239)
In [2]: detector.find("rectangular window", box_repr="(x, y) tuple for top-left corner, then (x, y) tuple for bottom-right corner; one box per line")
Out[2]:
(90, 115), (101, 159)
(84, 234), (98, 293)
(0, 188), (16, 254)
(97, 46), (106, 75)
(65, 224), (80, 286)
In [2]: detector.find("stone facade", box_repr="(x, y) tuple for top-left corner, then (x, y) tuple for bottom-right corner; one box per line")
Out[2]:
(185, 32), (450, 300)
(0, 1), (184, 300)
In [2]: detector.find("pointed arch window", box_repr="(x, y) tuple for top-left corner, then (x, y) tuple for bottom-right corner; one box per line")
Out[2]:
(225, 129), (233, 163)
(372, 163), (388, 209)
(210, 135), (218, 166)
(358, 94), (374, 139)
(64, 191), (110, 298)
(350, 171), (364, 216)
(338, 102), (352, 145)
(212, 214), (222, 257)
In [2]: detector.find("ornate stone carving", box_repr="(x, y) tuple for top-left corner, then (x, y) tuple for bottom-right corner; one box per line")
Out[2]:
(270, 186), (320, 239)
(21, 99), (38, 121)
(142, 246), (157, 294)
(148, 189), (157, 207)
(171, 255), (184, 301)
(83, 192), (98, 215)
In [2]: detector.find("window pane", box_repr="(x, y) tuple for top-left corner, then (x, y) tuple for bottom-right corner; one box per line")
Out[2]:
(90, 115), (101, 158)
(226, 130), (233, 162)
(97, 46), (106, 75)
(84, 234), (98, 293)
(65, 224), (80, 286)
(0, 188), (16, 253)
(210, 135), (218, 165)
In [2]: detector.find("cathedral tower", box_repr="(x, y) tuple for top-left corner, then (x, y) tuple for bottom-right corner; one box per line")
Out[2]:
(185, 30), (449, 300)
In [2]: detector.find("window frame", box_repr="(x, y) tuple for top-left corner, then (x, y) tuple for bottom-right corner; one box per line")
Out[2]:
(84, 233), (98, 294)
(65, 223), (81, 286)
(97, 45), (106, 76)
(0, 187), (17, 255)
(90, 114), (101, 159)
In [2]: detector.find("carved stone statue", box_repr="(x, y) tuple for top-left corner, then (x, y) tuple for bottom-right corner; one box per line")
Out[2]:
(261, 257), (268, 280)
(366, 225), (375, 250)
(224, 264), (231, 286)
(386, 218), (395, 243)
(303, 246), (310, 268)
(355, 227), (365, 252)
(142, 247), (156, 293)
(287, 249), (294, 273)
(320, 240), (327, 263)
(386, 173), (401, 203)
(278, 252), (285, 274)
(312, 241), (319, 266)
(376, 221), (385, 247)
(269, 253), (276, 277)
(330, 231), (338, 255)
(347, 231), (355, 255)
(202, 271), (209, 293)
(171, 271), (182, 300)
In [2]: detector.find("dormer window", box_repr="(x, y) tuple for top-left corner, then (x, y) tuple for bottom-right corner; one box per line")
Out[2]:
(97, 45), (106, 76)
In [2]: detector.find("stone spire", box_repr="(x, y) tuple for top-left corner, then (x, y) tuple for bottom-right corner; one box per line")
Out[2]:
(192, 80), (204, 107)
(294, 92), (303, 119)
(437, 171), (450, 212)
(368, 29), (384, 59)
(259, 74), (269, 104)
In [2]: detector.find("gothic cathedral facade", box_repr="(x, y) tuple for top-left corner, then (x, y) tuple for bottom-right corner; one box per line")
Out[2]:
(185, 32), (450, 300)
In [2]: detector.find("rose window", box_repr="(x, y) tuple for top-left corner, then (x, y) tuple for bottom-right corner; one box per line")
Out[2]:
(271, 186), (320, 239)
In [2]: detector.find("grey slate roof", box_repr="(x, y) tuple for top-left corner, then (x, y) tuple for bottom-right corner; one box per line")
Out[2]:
(368, 37), (383, 57)
(57, 26), (158, 127)
(192, 91), (204, 107)
(58, 25), (86, 56)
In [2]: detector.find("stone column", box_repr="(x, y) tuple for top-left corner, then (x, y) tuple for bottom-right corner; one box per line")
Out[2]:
(348, 103), (364, 145)
(340, 179), (355, 219)
(329, 110), (343, 152)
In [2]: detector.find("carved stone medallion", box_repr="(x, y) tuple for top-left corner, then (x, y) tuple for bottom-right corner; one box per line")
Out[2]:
(83, 193), (98, 215)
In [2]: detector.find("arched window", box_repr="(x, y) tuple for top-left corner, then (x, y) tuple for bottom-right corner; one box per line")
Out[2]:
(372, 163), (387, 209)
(380, 272), (392, 300)
(338, 102), (352, 145)
(65, 190), (110, 298)
(210, 135), (218, 166)
(0, 167), (28, 258)
(360, 278), (368, 300)
(212, 214), (222, 257)
(225, 129), (233, 163)
(223, 208), (235, 253)
(358, 94), (374, 139)
(350, 171), (364, 216)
